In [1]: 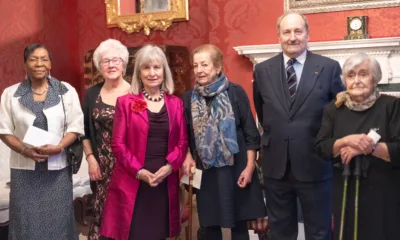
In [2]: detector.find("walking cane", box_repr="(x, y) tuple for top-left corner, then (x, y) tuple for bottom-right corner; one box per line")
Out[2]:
(188, 167), (195, 240)
(339, 162), (351, 240)
(353, 156), (361, 240)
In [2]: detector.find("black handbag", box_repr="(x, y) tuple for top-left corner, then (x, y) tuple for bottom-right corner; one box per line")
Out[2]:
(59, 82), (83, 174)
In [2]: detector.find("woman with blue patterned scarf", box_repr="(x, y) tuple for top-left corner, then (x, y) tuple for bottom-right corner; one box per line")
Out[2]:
(183, 44), (266, 240)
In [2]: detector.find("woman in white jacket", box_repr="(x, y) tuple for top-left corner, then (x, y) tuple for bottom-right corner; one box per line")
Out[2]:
(0, 44), (84, 240)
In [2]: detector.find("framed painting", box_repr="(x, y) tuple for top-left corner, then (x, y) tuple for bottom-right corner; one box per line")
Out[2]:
(106, 0), (189, 35)
(284, 0), (400, 14)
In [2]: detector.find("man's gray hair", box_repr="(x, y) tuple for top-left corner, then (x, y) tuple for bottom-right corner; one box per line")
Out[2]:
(341, 53), (382, 86)
(93, 39), (129, 74)
(130, 45), (174, 94)
(276, 12), (309, 34)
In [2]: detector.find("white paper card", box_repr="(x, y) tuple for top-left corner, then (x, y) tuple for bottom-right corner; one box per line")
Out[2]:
(22, 125), (62, 147)
(180, 168), (202, 189)
(368, 129), (381, 144)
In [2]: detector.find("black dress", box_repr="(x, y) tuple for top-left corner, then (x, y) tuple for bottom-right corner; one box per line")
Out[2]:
(183, 83), (266, 228)
(316, 95), (400, 240)
(129, 104), (170, 240)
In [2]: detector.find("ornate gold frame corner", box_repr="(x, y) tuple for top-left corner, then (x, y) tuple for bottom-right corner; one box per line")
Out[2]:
(284, 0), (400, 14)
(106, 0), (189, 35)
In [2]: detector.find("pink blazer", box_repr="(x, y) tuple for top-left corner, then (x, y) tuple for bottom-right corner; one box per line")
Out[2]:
(101, 93), (188, 240)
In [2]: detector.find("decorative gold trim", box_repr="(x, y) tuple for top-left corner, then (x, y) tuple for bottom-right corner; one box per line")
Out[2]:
(284, 0), (400, 14)
(106, 0), (189, 35)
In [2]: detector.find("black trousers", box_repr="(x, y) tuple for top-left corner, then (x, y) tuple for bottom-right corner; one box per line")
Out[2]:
(200, 220), (249, 240)
(0, 225), (8, 240)
(264, 172), (332, 240)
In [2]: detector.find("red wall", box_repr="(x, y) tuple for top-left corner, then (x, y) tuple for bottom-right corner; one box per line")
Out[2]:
(207, 2), (400, 107)
(1, 0), (400, 100)
(77, 0), (210, 94)
(0, 0), (80, 94)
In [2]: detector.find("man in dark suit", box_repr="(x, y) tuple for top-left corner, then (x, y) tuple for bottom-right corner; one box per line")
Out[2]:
(253, 12), (344, 240)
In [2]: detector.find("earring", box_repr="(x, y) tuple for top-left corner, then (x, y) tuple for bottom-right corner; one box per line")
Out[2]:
(47, 70), (51, 80)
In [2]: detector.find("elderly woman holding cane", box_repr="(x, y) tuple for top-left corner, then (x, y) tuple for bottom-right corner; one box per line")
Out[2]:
(316, 53), (400, 240)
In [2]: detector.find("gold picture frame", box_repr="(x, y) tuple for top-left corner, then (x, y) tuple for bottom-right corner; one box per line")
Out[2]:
(284, 0), (400, 14)
(105, 0), (189, 35)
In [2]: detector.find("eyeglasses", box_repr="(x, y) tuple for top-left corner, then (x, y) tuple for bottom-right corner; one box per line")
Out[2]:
(100, 58), (123, 66)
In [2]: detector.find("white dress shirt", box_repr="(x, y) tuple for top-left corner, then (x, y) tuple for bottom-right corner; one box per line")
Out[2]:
(283, 50), (307, 89)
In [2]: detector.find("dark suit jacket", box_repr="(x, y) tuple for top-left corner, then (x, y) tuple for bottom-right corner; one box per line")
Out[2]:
(253, 51), (344, 182)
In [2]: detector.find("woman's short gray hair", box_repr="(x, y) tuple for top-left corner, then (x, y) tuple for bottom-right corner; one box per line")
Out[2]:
(93, 39), (129, 74)
(341, 53), (382, 86)
(130, 45), (174, 94)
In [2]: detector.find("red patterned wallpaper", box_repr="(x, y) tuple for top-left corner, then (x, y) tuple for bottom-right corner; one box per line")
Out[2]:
(207, 0), (283, 106)
(1, 0), (400, 100)
(0, 0), (80, 95)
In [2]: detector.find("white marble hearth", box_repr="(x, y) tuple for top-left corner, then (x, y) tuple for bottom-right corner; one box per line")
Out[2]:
(234, 37), (400, 86)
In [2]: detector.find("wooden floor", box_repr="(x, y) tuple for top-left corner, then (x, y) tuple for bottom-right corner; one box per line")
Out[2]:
(77, 213), (306, 240)
(76, 201), (232, 240)
(1, 206), (304, 240)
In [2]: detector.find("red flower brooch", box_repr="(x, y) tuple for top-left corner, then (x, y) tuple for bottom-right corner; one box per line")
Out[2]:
(131, 99), (147, 113)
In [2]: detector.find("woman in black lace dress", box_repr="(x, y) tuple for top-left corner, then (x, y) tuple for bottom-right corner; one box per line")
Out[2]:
(82, 39), (131, 240)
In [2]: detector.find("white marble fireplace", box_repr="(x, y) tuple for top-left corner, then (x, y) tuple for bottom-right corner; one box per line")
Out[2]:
(234, 37), (400, 97)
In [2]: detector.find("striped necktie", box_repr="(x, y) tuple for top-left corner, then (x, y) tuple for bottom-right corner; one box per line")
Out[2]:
(286, 58), (297, 97)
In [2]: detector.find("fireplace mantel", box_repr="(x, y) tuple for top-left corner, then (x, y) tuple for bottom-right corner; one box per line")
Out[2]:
(234, 37), (400, 86)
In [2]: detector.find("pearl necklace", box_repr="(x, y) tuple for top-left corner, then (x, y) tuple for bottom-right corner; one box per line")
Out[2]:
(142, 89), (164, 102)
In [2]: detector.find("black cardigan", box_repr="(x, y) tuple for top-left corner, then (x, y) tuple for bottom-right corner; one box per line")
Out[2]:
(82, 81), (105, 163)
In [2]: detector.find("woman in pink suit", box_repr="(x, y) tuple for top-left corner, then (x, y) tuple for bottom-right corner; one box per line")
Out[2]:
(100, 45), (188, 240)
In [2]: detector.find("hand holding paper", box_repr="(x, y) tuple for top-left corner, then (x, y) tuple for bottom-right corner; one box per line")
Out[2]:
(343, 134), (375, 155)
(21, 147), (48, 162)
(35, 144), (62, 156)
(182, 154), (196, 176)
(22, 125), (61, 162)
(181, 168), (202, 189)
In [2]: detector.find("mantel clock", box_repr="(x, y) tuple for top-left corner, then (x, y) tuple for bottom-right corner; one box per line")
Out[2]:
(344, 16), (369, 40)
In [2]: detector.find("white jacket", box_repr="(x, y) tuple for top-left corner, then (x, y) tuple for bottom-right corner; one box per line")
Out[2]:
(0, 80), (84, 170)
